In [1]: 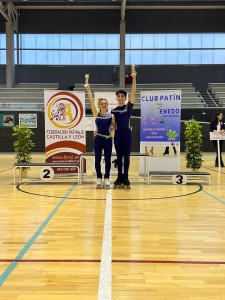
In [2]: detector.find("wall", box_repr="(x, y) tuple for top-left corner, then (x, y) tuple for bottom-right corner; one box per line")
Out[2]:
(1, 9), (225, 34)
(1, 8), (225, 88)
(1, 108), (224, 154)
(1, 65), (225, 90)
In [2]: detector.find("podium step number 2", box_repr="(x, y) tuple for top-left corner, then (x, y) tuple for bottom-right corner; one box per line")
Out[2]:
(39, 166), (54, 182)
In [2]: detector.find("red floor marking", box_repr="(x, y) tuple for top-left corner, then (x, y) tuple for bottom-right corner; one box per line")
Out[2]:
(0, 259), (225, 265)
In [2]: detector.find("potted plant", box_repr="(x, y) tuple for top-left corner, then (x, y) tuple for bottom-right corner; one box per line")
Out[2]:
(12, 124), (35, 176)
(184, 119), (203, 171)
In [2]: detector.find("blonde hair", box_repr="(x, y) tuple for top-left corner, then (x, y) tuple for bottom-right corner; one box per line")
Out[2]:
(97, 98), (108, 109)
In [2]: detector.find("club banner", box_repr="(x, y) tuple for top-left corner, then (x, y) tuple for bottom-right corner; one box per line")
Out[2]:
(140, 90), (181, 172)
(44, 90), (86, 173)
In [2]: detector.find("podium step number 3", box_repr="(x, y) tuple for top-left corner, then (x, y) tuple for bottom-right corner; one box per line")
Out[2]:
(172, 174), (187, 185)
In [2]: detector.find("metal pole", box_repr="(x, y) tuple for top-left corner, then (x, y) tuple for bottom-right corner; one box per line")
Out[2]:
(119, 20), (126, 89)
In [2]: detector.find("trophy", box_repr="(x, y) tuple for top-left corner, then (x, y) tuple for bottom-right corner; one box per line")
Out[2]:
(131, 64), (136, 76)
(84, 74), (90, 88)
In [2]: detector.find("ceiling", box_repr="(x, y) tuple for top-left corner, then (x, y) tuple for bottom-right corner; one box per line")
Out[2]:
(1, 0), (225, 9)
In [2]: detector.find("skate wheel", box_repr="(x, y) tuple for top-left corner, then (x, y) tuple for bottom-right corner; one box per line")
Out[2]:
(114, 185), (121, 189)
(124, 186), (131, 189)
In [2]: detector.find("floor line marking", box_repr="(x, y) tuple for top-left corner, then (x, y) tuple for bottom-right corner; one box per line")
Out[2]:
(98, 189), (112, 300)
(0, 167), (13, 173)
(112, 259), (225, 265)
(202, 189), (225, 205)
(0, 259), (224, 265)
(0, 183), (78, 286)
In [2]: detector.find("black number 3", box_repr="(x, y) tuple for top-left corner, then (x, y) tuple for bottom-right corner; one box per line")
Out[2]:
(176, 175), (183, 184)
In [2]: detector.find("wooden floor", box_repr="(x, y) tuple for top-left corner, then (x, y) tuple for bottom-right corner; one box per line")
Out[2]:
(1, 153), (225, 300)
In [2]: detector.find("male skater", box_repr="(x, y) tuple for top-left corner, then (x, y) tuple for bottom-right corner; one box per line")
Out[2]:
(111, 65), (137, 189)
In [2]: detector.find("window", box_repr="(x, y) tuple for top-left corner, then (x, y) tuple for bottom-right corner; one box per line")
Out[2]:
(0, 34), (6, 64)
(17, 34), (120, 65)
(125, 33), (225, 65)
(1, 33), (225, 65)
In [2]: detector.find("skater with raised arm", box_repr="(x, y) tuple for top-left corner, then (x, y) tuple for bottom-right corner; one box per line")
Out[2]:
(111, 65), (137, 189)
(85, 75), (115, 188)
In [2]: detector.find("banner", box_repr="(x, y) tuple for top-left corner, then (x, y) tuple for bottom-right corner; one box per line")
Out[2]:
(19, 113), (37, 128)
(140, 90), (181, 172)
(0, 114), (14, 128)
(210, 132), (225, 140)
(44, 90), (86, 173)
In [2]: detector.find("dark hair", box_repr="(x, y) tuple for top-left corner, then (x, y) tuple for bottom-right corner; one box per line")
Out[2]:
(115, 89), (127, 98)
(213, 111), (223, 122)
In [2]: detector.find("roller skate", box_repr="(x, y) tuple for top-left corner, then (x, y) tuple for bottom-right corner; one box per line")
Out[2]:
(104, 178), (111, 189)
(96, 178), (103, 189)
(114, 178), (123, 189)
(123, 178), (131, 189)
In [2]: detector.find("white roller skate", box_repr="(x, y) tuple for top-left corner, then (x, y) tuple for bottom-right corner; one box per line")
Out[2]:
(96, 178), (103, 189)
(104, 178), (111, 189)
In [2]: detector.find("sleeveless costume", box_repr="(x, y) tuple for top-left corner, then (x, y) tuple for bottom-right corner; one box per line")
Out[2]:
(94, 112), (113, 179)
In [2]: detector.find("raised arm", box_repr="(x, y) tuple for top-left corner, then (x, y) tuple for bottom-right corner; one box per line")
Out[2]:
(85, 83), (98, 118)
(129, 67), (137, 104)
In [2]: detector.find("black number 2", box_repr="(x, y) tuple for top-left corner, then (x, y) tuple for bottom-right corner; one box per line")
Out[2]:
(43, 169), (51, 179)
(176, 175), (183, 184)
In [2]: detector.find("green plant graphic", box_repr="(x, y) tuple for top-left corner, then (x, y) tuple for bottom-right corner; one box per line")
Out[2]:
(166, 128), (179, 140)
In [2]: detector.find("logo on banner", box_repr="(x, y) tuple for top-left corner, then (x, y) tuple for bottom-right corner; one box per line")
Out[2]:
(46, 92), (84, 129)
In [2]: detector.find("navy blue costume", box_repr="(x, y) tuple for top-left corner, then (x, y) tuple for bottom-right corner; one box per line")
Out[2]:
(111, 102), (133, 180)
(210, 120), (225, 166)
(94, 112), (113, 179)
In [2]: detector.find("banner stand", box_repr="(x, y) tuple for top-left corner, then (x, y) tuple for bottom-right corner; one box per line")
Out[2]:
(210, 132), (225, 167)
(140, 90), (181, 173)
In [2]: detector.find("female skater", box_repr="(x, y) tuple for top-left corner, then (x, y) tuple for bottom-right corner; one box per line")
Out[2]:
(85, 81), (115, 188)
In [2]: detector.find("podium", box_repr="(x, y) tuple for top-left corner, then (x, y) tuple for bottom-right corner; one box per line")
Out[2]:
(210, 132), (225, 167)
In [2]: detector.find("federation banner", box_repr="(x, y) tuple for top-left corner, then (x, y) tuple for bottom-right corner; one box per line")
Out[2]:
(44, 90), (86, 173)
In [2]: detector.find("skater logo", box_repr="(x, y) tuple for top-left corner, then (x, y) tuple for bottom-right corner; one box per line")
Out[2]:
(166, 128), (179, 140)
(47, 92), (84, 129)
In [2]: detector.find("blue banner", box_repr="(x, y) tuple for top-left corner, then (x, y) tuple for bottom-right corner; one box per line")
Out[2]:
(140, 90), (181, 143)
